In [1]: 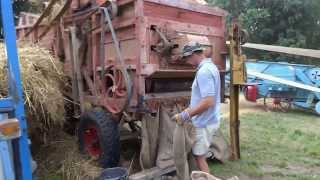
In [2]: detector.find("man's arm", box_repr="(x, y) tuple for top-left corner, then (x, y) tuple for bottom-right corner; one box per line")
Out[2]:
(187, 69), (216, 117)
(186, 96), (215, 117)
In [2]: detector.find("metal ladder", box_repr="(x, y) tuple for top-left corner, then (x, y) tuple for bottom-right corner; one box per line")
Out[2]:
(0, 1), (33, 180)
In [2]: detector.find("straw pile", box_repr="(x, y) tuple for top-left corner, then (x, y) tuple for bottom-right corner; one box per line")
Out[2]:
(35, 132), (102, 180)
(0, 42), (66, 137)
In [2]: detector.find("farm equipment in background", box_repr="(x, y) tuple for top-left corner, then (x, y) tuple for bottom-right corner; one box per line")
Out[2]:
(225, 59), (320, 115)
(0, 1), (34, 180)
(243, 61), (320, 114)
(238, 42), (320, 115)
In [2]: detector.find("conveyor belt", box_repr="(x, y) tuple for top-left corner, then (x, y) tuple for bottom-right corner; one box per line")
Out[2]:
(247, 71), (320, 93)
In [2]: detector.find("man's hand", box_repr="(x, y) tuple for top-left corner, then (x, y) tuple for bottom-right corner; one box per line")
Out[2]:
(172, 96), (214, 124)
(172, 110), (191, 124)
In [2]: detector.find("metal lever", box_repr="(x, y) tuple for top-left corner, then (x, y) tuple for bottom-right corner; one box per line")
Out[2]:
(150, 25), (176, 57)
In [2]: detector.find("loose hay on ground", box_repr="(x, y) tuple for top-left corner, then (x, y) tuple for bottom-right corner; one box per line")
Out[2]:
(35, 132), (102, 180)
(0, 42), (66, 136)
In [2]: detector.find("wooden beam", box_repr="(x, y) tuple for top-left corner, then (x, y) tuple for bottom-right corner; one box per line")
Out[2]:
(129, 165), (176, 180)
(25, 0), (60, 37)
(226, 41), (320, 59)
(144, 91), (191, 100)
(145, 0), (228, 17)
(38, 0), (72, 39)
(242, 43), (320, 59)
(229, 24), (241, 160)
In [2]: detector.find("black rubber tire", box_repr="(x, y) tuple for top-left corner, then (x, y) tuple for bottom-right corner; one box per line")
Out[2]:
(78, 109), (120, 168)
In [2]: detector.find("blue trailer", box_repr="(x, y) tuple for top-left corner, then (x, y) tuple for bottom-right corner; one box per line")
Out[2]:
(0, 1), (33, 179)
(237, 60), (320, 114)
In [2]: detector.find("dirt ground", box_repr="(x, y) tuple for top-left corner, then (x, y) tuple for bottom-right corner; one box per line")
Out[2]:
(221, 95), (265, 117)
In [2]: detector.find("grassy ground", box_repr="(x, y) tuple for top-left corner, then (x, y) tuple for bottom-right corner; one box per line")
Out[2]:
(210, 110), (320, 180)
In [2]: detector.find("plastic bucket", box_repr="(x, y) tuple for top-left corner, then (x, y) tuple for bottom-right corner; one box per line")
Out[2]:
(99, 167), (128, 180)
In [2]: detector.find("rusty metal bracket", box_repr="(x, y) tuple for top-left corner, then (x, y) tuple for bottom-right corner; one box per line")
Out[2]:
(229, 24), (247, 85)
(150, 25), (177, 58)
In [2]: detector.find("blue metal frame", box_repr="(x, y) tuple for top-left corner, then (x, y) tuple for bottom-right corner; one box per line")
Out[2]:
(226, 59), (320, 114)
(0, 1), (33, 179)
(244, 60), (320, 114)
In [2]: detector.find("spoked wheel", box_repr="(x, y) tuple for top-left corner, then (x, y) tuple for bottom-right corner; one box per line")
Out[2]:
(96, 67), (129, 114)
(78, 109), (120, 168)
(279, 98), (292, 112)
(263, 97), (292, 112)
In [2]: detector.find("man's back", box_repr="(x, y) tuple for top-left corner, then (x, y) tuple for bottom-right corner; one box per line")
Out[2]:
(190, 58), (221, 128)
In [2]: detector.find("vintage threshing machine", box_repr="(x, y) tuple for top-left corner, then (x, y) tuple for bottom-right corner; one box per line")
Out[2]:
(16, 0), (227, 174)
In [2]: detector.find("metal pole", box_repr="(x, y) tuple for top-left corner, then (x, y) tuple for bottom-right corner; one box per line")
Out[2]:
(0, 1), (33, 179)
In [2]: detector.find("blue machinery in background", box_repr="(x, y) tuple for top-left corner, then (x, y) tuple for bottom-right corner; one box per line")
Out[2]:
(226, 60), (320, 115)
(0, 1), (33, 180)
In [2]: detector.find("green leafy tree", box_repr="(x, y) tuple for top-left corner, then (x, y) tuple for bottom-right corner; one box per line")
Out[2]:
(207, 0), (320, 65)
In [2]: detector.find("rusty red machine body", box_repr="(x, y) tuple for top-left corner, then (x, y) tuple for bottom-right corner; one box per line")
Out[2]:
(16, 0), (229, 174)
(17, 0), (227, 116)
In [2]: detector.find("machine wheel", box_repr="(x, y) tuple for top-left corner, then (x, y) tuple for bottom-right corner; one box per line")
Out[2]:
(263, 97), (292, 112)
(78, 109), (120, 168)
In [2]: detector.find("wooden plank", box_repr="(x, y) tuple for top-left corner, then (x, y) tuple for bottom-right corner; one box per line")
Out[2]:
(70, 27), (85, 112)
(144, 1), (223, 27)
(129, 165), (176, 180)
(144, 91), (191, 100)
(66, 29), (80, 115)
(242, 43), (320, 59)
(226, 41), (320, 59)
(247, 71), (320, 93)
(145, 0), (228, 17)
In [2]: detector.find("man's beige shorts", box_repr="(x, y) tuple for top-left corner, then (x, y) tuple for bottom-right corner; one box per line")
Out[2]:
(192, 123), (219, 156)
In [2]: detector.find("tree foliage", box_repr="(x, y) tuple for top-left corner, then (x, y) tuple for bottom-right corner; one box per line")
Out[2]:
(0, 0), (44, 38)
(207, 0), (320, 64)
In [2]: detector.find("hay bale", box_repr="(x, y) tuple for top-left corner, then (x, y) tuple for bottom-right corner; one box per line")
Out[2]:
(0, 42), (66, 136)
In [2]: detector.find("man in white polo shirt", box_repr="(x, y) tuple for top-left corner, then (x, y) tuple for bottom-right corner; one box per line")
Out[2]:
(173, 42), (221, 173)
